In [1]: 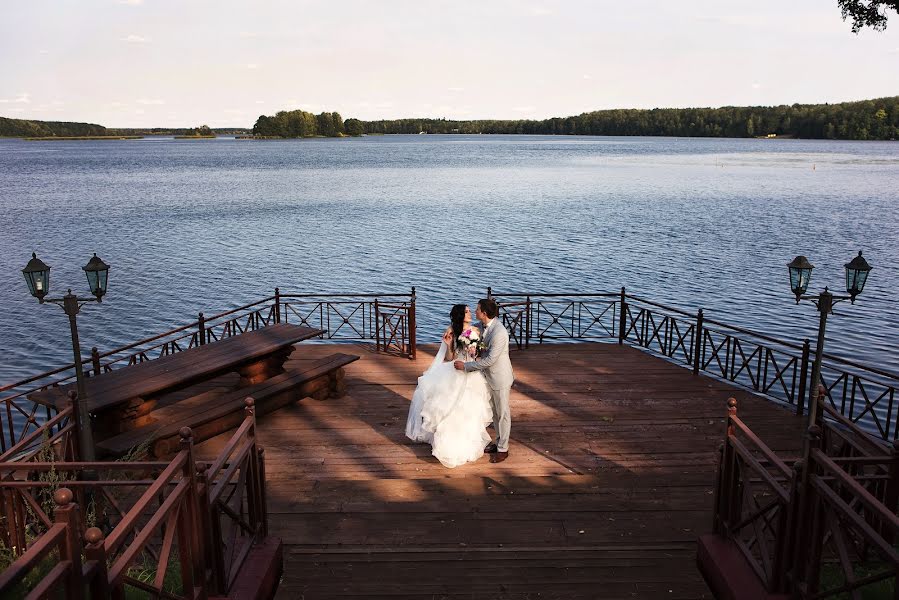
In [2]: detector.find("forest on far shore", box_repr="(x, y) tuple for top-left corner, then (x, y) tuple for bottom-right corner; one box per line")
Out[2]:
(4, 96), (898, 140)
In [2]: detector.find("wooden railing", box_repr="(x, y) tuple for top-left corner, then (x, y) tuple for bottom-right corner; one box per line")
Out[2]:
(200, 398), (267, 595)
(0, 402), (271, 598)
(489, 288), (899, 442)
(0, 289), (416, 454)
(709, 390), (898, 598)
(713, 398), (794, 592)
(0, 488), (83, 598)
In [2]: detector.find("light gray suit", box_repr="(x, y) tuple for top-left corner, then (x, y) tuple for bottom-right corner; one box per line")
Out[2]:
(464, 318), (514, 452)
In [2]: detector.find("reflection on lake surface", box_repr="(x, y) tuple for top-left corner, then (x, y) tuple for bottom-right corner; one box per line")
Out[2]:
(0, 135), (897, 385)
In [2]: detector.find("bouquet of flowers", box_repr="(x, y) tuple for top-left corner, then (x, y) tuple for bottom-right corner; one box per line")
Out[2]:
(458, 328), (481, 357)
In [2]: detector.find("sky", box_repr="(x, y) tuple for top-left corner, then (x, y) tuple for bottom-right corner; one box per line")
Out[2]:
(1, 0), (898, 128)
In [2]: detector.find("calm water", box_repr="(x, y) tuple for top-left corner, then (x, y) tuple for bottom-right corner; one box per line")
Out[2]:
(1, 135), (898, 385)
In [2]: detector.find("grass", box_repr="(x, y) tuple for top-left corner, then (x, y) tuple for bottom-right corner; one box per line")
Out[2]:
(123, 554), (184, 599)
(819, 559), (897, 599)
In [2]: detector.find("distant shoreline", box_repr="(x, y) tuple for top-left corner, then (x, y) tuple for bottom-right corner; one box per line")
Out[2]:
(24, 135), (144, 141)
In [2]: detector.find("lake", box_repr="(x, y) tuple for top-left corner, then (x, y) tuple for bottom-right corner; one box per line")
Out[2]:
(1, 134), (897, 386)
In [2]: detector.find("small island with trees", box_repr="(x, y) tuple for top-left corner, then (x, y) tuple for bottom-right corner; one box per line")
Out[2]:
(249, 110), (363, 138)
(174, 125), (216, 139)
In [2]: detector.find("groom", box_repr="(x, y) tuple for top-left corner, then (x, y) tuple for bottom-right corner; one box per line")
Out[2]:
(454, 298), (514, 463)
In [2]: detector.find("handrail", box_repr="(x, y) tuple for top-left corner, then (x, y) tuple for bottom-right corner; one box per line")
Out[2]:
(729, 414), (791, 479)
(0, 523), (67, 589)
(810, 448), (899, 528)
(0, 405), (72, 462)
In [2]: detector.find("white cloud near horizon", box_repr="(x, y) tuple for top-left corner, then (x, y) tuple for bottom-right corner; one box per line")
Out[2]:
(2, 0), (898, 127)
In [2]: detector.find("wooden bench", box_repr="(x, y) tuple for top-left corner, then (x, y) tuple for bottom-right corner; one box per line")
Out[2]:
(96, 352), (359, 458)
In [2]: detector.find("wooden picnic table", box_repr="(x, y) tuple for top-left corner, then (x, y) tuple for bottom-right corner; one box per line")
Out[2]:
(28, 324), (323, 431)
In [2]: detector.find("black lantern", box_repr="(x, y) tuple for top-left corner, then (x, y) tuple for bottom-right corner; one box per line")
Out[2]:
(844, 251), (871, 302)
(82, 253), (110, 301)
(22, 252), (51, 301)
(787, 255), (814, 303)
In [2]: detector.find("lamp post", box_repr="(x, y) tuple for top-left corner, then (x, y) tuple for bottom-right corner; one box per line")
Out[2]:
(787, 251), (872, 429)
(22, 252), (110, 462)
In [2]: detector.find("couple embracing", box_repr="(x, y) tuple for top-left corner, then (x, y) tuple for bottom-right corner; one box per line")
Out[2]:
(405, 298), (514, 468)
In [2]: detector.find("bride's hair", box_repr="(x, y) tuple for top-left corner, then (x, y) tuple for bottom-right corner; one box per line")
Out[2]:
(449, 304), (467, 349)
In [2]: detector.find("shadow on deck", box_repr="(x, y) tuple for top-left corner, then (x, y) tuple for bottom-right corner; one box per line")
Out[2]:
(195, 342), (805, 599)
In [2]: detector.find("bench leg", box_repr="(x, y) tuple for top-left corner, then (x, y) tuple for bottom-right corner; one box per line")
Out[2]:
(329, 368), (347, 398)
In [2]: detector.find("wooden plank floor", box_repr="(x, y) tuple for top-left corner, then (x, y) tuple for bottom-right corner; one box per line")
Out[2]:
(195, 342), (805, 600)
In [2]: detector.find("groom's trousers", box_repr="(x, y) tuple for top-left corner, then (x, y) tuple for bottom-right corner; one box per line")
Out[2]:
(490, 386), (512, 452)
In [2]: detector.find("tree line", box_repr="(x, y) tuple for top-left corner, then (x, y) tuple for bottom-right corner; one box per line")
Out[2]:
(0, 117), (107, 137)
(251, 110), (364, 137)
(361, 97), (899, 140)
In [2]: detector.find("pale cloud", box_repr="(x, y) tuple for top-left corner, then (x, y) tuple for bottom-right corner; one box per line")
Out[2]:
(137, 98), (165, 105)
(695, 14), (766, 27)
(512, 106), (536, 112)
(106, 101), (127, 108)
(530, 7), (553, 16)
(245, 63), (259, 70)
(752, 83), (762, 89)
(0, 93), (31, 104)
(889, 48), (899, 54)
(255, 100), (265, 104)
(119, 0), (144, 5)
(447, 87), (465, 92)
(223, 109), (244, 114)
(239, 31), (259, 39)
(121, 34), (149, 43)
(38, 49), (50, 55)
(134, 109), (145, 115)
(582, 74), (592, 80)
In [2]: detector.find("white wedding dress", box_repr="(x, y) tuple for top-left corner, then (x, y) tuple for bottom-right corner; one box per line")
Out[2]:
(405, 340), (493, 468)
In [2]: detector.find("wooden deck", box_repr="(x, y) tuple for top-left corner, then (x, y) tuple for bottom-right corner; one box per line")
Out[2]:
(194, 342), (806, 599)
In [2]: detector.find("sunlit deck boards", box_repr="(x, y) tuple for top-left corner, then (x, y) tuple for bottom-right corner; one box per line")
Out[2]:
(195, 342), (805, 599)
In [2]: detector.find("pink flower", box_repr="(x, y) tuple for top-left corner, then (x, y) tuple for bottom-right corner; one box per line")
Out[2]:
(463, 329), (472, 337)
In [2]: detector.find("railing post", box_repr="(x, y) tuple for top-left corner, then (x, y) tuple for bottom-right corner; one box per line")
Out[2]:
(274, 287), (281, 324)
(796, 339), (810, 416)
(617, 287), (627, 345)
(693, 309), (704, 375)
(525, 296), (531, 349)
(711, 443), (725, 534)
(723, 399), (740, 534)
(487, 287), (492, 300)
(91, 347), (101, 376)
(53, 488), (84, 599)
(198, 312), (206, 346)
(84, 527), (110, 599)
(883, 440), (899, 544)
(409, 287), (417, 360)
(258, 446), (269, 537)
(244, 398), (262, 535)
(779, 458), (804, 594)
(798, 425), (824, 597)
(176, 428), (202, 600)
(374, 299), (381, 353)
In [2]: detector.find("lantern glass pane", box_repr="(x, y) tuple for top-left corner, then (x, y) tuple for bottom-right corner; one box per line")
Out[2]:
(23, 272), (36, 296)
(846, 267), (869, 295)
(85, 269), (99, 294)
(790, 267), (811, 295)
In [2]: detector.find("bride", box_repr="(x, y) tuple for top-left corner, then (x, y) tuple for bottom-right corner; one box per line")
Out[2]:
(405, 304), (493, 468)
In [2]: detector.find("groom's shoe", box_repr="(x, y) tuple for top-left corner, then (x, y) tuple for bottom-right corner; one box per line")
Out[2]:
(490, 451), (509, 464)
(484, 442), (498, 454)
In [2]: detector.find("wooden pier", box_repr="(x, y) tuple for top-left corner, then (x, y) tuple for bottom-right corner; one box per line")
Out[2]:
(193, 341), (806, 599)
